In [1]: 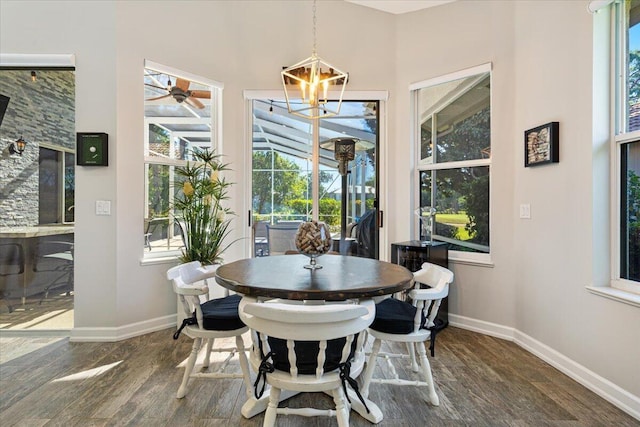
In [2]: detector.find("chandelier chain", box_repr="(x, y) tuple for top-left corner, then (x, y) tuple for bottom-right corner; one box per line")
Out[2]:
(312, 0), (317, 56)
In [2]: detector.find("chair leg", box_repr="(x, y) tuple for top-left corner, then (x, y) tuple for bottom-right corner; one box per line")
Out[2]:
(177, 337), (202, 399)
(203, 338), (214, 368)
(416, 342), (439, 406)
(235, 335), (254, 399)
(407, 342), (419, 372)
(332, 386), (351, 427)
(263, 386), (281, 427)
(361, 338), (382, 399)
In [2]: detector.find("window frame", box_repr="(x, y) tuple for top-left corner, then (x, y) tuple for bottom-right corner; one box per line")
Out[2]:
(243, 90), (389, 259)
(612, 1), (640, 293)
(411, 63), (493, 266)
(142, 60), (223, 260)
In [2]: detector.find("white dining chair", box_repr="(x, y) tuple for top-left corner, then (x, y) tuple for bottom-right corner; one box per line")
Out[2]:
(167, 261), (253, 399)
(239, 297), (376, 427)
(361, 262), (453, 406)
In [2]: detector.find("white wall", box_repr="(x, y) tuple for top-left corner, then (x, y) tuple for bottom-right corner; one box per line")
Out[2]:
(396, 0), (518, 329)
(0, 0), (397, 336)
(512, 0), (639, 407)
(394, 0), (640, 413)
(1, 0), (120, 331)
(1, 0), (638, 416)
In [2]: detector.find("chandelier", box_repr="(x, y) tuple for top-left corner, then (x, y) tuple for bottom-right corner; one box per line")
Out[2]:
(281, 0), (348, 119)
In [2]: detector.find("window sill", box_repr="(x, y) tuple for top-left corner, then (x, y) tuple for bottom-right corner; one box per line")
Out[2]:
(448, 255), (494, 268)
(585, 285), (640, 308)
(140, 254), (180, 266)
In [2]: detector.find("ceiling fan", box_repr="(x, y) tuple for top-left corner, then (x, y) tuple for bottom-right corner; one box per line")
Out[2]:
(145, 77), (210, 109)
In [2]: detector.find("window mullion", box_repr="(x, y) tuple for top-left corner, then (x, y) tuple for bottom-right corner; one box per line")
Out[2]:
(419, 158), (491, 171)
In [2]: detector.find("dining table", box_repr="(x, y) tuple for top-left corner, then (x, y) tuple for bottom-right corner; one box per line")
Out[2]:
(215, 253), (414, 423)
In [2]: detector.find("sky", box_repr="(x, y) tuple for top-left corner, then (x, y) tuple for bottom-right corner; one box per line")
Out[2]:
(631, 23), (640, 51)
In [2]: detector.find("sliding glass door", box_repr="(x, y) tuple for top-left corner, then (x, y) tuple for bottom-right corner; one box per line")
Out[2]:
(250, 99), (379, 258)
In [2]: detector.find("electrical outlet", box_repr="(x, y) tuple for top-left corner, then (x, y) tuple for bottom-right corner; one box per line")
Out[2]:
(519, 204), (531, 219)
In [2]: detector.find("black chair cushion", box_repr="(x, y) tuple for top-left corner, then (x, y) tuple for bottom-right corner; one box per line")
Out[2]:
(198, 293), (245, 331)
(266, 334), (359, 375)
(369, 297), (425, 334)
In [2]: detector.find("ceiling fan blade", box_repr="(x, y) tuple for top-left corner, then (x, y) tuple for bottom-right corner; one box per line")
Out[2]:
(175, 78), (191, 92)
(186, 96), (205, 109)
(146, 94), (171, 101)
(190, 90), (211, 99)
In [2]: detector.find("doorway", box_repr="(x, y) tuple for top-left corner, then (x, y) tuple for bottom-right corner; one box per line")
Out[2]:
(0, 67), (75, 332)
(249, 98), (380, 259)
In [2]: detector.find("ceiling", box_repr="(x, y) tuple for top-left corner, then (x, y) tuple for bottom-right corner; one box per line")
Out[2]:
(345, 0), (455, 15)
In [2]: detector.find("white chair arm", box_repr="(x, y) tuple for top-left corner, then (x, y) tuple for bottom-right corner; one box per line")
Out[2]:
(173, 282), (209, 296)
(409, 284), (448, 301)
(180, 264), (218, 284)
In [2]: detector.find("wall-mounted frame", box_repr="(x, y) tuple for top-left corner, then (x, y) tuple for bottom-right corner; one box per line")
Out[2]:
(524, 121), (559, 167)
(77, 132), (108, 166)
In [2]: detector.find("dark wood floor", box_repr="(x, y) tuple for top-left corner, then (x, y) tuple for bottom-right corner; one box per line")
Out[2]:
(1, 327), (637, 426)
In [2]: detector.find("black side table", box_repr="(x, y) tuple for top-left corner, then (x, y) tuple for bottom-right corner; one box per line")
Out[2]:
(390, 241), (449, 326)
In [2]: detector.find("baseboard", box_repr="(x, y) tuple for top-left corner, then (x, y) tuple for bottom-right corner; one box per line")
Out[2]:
(70, 314), (176, 342)
(449, 313), (640, 421)
(448, 313), (515, 341)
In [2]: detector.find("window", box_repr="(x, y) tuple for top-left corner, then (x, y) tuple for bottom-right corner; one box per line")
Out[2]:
(614, 0), (640, 288)
(38, 146), (75, 224)
(143, 61), (222, 257)
(412, 64), (491, 263)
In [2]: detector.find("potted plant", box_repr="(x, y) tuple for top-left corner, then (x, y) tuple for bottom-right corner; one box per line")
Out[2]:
(173, 147), (237, 266)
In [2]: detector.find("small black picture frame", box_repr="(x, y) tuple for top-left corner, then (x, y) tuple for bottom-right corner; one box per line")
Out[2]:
(77, 132), (108, 166)
(524, 122), (559, 167)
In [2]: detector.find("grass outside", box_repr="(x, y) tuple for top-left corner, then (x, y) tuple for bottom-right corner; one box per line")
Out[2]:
(436, 213), (471, 240)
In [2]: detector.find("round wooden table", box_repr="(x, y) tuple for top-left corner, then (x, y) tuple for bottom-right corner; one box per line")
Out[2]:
(215, 254), (413, 423)
(215, 253), (414, 300)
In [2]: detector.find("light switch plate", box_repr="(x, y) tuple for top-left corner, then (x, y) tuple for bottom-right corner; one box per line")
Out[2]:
(519, 204), (531, 219)
(96, 200), (111, 216)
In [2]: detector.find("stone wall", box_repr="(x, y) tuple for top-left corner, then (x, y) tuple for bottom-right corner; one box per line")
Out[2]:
(0, 70), (75, 227)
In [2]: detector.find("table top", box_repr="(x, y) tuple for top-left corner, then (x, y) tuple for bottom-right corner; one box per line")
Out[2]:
(215, 254), (413, 300)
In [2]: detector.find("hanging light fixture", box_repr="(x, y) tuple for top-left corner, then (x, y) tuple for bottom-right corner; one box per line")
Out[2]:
(281, 0), (349, 119)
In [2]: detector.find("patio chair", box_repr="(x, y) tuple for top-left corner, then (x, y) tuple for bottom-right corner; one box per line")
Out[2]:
(32, 240), (74, 304)
(252, 220), (269, 256)
(266, 223), (300, 255)
(0, 243), (25, 312)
